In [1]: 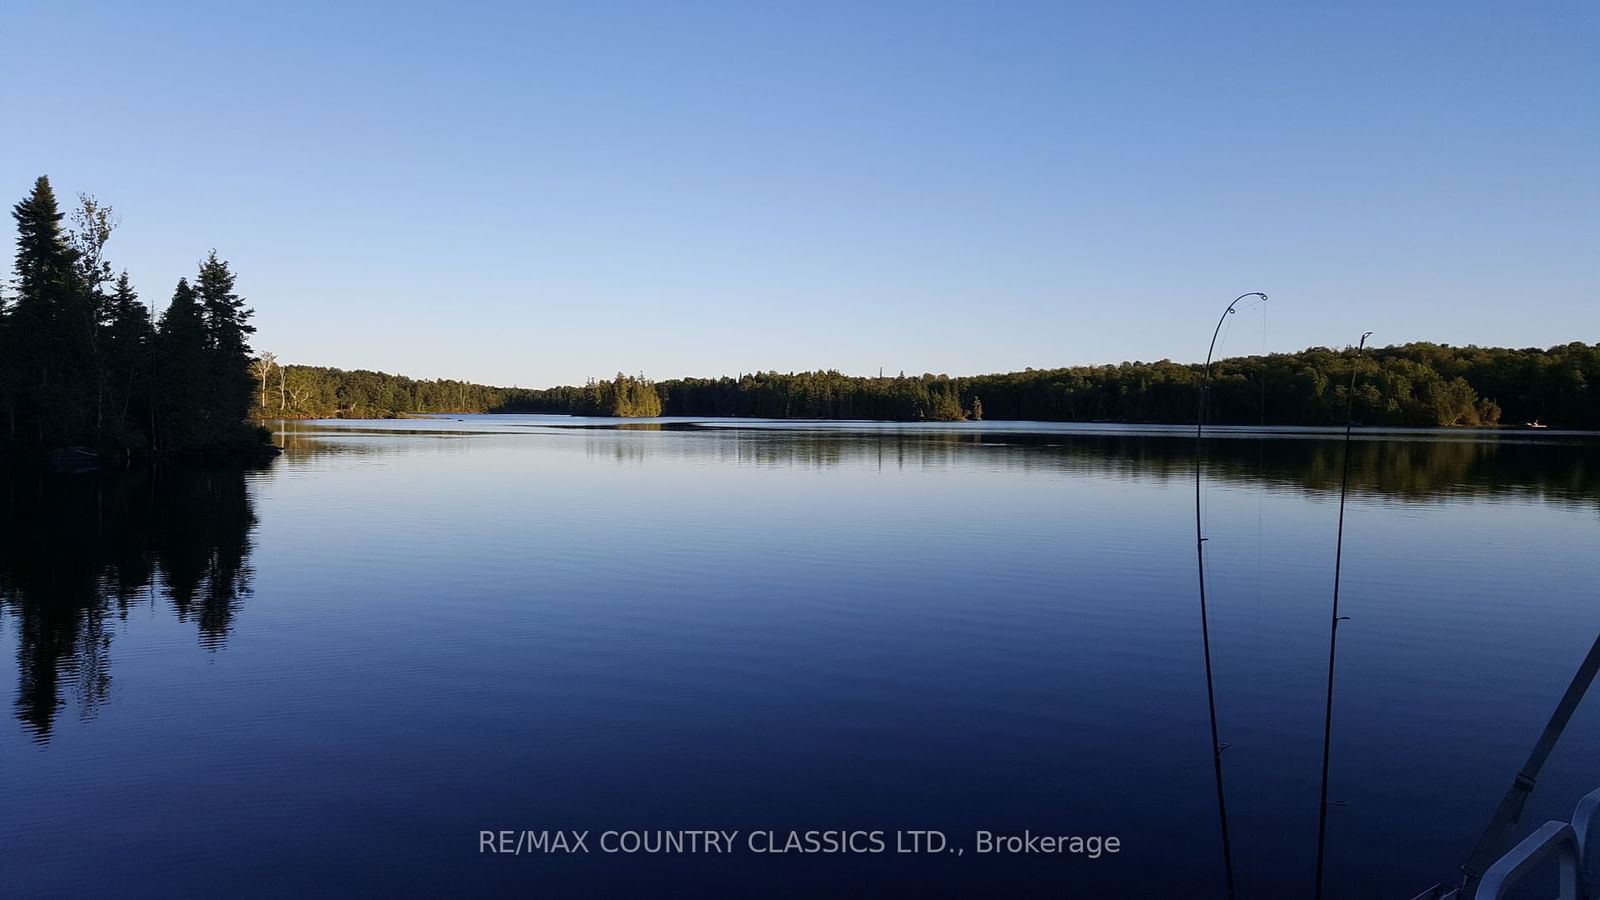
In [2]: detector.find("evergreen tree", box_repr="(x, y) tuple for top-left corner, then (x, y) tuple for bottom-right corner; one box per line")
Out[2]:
(929, 381), (965, 421)
(10, 176), (89, 444)
(0, 177), (268, 456)
(154, 279), (208, 450)
(600, 373), (662, 417)
(194, 251), (255, 441)
(104, 272), (154, 441)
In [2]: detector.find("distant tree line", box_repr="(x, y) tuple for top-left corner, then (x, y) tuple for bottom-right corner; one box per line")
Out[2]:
(246, 362), (520, 419)
(502, 343), (1599, 427)
(244, 368), (666, 420)
(250, 345), (1597, 429)
(0, 176), (268, 457)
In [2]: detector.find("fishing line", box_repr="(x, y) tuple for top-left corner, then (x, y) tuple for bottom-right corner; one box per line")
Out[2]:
(1312, 331), (1372, 900)
(1255, 300), (1268, 634)
(1195, 291), (1267, 900)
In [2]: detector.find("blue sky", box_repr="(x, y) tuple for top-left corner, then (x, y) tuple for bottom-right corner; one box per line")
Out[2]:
(2, 1), (1594, 387)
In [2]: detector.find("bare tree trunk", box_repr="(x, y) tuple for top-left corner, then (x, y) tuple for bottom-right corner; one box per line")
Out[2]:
(92, 301), (104, 435)
(248, 353), (277, 414)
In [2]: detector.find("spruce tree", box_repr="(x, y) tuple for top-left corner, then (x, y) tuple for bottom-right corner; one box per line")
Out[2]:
(104, 272), (154, 441)
(10, 176), (90, 444)
(194, 251), (255, 442)
(929, 382), (965, 421)
(154, 279), (208, 450)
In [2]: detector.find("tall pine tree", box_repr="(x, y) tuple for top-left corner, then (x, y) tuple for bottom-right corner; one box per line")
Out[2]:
(10, 176), (90, 444)
(104, 272), (154, 442)
(194, 251), (256, 444)
(154, 278), (208, 451)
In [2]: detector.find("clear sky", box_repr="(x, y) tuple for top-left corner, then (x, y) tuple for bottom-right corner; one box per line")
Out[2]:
(2, 1), (1594, 387)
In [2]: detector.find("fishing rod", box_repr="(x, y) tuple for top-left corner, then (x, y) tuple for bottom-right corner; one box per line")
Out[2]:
(1312, 331), (1372, 900)
(1196, 290), (1267, 900)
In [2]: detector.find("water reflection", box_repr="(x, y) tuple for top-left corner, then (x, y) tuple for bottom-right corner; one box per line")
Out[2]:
(270, 414), (1600, 509)
(276, 415), (1600, 506)
(7, 424), (1596, 746)
(570, 426), (1600, 507)
(3, 420), (1598, 896)
(0, 466), (260, 742)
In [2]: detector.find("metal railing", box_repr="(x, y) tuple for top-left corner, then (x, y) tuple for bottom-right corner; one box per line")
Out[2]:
(1416, 786), (1600, 899)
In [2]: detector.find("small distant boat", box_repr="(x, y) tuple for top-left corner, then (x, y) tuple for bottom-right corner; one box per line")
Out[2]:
(1525, 420), (1548, 429)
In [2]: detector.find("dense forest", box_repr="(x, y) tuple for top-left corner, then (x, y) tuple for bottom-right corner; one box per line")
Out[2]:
(500, 344), (1599, 428)
(0, 176), (269, 458)
(245, 361), (518, 419)
(252, 343), (1599, 429)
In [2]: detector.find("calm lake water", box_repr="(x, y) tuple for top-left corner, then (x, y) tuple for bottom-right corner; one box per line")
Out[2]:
(3, 415), (1598, 898)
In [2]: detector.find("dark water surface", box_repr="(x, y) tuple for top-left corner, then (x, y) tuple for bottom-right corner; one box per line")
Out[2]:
(3, 416), (1598, 898)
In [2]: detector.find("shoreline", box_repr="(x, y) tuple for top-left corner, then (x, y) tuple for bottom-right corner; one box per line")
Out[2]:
(265, 412), (1597, 434)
